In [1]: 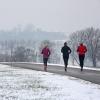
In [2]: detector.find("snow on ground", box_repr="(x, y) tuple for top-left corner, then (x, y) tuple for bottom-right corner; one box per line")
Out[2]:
(0, 64), (100, 100)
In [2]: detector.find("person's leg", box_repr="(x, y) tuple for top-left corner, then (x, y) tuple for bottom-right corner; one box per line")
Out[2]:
(43, 58), (46, 71)
(79, 55), (83, 71)
(44, 65), (47, 71)
(63, 57), (68, 71)
(63, 57), (66, 71)
(44, 58), (48, 71)
(81, 55), (85, 71)
(79, 55), (85, 71)
(43, 58), (45, 70)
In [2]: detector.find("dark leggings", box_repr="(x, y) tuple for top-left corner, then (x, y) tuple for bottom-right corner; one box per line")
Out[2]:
(43, 58), (48, 66)
(63, 56), (69, 68)
(79, 54), (85, 68)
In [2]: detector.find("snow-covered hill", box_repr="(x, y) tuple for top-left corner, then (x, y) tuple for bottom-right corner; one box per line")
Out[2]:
(0, 64), (100, 100)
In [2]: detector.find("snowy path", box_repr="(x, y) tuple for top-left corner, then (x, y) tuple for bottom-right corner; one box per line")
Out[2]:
(2, 62), (100, 85)
(0, 64), (100, 100)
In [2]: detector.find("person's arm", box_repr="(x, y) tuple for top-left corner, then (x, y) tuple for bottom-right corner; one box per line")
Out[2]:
(61, 47), (63, 53)
(48, 49), (51, 56)
(68, 47), (71, 54)
(77, 46), (79, 53)
(41, 49), (43, 54)
(84, 46), (87, 53)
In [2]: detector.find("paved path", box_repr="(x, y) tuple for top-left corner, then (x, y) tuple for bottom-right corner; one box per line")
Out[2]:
(1, 62), (100, 85)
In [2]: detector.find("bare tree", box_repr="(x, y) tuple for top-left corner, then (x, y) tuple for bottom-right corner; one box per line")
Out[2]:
(69, 27), (100, 67)
(83, 28), (100, 67)
(68, 32), (80, 65)
(13, 46), (27, 62)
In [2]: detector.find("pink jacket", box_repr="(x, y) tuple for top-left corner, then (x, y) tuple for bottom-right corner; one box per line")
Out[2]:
(41, 47), (51, 58)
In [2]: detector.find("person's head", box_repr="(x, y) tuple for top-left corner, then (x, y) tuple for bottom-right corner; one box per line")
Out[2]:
(64, 42), (67, 46)
(45, 45), (48, 48)
(80, 43), (83, 46)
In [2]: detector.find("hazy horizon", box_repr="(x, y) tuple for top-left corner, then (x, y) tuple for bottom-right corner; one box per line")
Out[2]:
(0, 0), (100, 34)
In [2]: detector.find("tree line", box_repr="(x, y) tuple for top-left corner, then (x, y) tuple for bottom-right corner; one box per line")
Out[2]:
(0, 27), (100, 67)
(68, 27), (100, 67)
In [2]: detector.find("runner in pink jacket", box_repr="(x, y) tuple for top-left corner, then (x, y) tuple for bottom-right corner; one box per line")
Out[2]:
(41, 46), (51, 71)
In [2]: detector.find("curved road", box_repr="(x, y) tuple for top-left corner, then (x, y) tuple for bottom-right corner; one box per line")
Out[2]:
(1, 62), (100, 85)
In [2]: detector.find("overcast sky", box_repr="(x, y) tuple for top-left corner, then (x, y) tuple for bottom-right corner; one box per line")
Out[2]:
(0, 0), (100, 33)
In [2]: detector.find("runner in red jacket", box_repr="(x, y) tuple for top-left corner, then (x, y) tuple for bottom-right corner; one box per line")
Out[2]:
(77, 43), (87, 71)
(41, 46), (51, 71)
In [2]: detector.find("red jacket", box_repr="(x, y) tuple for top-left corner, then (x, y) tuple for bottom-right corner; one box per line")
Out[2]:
(41, 47), (51, 58)
(77, 44), (87, 55)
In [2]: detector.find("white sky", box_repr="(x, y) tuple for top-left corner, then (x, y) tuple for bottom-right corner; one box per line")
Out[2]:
(0, 0), (100, 33)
